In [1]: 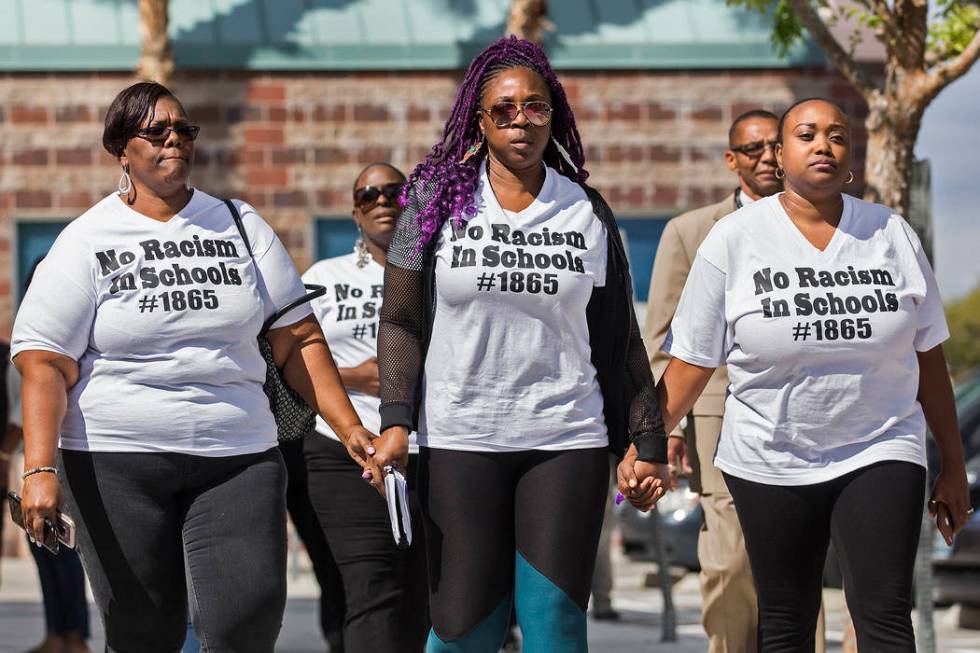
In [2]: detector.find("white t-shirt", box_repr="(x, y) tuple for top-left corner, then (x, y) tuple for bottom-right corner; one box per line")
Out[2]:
(419, 163), (609, 452)
(303, 253), (418, 453)
(664, 194), (949, 485)
(11, 190), (312, 456)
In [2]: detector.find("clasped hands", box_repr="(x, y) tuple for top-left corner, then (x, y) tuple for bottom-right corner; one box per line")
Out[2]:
(616, 436), (688, 512)
(340, 424), (409, 498)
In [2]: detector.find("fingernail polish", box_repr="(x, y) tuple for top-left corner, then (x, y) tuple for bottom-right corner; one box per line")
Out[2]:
(615, 493), (624, 506)
(367, 447), (376, 455)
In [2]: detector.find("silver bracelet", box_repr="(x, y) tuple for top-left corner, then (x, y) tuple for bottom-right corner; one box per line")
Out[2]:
(22, 466), (58, 480)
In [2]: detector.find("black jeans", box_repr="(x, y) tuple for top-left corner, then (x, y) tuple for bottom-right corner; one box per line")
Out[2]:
(725, 460), (926, 653)
(280, 435), (346, 652)
(305, 435), (430, 653)
(30, 538), (90, 638)
(60, 447), (287, 653)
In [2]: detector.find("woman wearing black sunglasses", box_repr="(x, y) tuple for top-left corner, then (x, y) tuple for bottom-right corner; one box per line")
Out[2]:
(372, 37), (669, 651)
(300, 162), (429, 652)
(12, 82), (376, 652)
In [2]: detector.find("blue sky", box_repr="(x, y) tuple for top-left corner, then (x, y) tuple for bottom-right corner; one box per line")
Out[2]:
(916, 62), (980, 302)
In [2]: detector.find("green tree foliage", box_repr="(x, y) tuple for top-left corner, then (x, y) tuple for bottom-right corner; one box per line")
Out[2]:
(945, 284), (980, 379)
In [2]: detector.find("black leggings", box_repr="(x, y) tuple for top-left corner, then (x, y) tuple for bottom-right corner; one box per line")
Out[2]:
(420, 446), (608, 652)
(304, 435), (430, 653)
(60, 447), (287, 653)
(725, 461), (926, 653)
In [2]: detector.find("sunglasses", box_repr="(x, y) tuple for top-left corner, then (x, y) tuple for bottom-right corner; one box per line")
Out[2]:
(354, 182), (404, 209)
(730, 139), (778, 158)
(480, 101), (553, 128)
(135, 124), (201, 144)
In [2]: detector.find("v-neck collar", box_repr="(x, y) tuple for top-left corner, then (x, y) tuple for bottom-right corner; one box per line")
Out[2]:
(771, 193), (852, 258)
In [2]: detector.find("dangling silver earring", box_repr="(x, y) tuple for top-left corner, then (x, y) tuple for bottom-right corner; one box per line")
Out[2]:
(845, 171), (855, 184)
(117, 165), (132, 196)
(354, 225), (371, 268)
(551, 137), (579, 174)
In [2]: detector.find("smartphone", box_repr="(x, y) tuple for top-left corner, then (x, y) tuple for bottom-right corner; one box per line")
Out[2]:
(6, 492), (76, 553)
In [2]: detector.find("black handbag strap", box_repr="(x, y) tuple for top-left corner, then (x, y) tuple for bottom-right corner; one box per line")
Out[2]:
(223, 199), (327, 336)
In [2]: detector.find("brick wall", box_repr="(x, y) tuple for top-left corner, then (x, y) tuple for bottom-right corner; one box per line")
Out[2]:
(0, 67), (868, 334)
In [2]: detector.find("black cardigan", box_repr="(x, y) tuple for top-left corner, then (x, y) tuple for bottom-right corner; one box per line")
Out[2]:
(376, 181), (668, 463)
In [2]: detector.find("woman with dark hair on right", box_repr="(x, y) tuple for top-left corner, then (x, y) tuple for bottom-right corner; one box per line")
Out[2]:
(620, 97), (970, 651)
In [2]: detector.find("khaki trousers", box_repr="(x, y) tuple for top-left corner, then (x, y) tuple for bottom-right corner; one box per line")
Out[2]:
(690, 415), (758, 653)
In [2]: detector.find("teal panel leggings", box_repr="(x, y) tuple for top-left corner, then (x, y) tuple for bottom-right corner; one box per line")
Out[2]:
(418, 446), (609, 652)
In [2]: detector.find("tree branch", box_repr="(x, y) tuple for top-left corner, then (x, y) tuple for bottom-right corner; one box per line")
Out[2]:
(786, 0), (876, 97)
(925, 27), (980, 98)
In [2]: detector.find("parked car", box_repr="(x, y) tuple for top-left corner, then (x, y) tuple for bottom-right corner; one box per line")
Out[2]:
(933, 450), (980, 628)
(618, 478), (702, 571)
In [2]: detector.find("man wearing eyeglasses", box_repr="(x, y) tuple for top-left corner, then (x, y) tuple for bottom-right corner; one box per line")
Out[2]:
(643, 109), (780, 653)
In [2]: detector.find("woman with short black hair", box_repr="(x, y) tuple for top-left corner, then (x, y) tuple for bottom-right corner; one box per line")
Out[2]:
(13, 81), (375, 652)
(625, 97), (970, 651)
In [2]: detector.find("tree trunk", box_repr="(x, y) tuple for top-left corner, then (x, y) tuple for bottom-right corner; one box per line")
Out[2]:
(505, 0), (549, 43)
(862, 92), (922, 219)
(136, 0), (174, 89)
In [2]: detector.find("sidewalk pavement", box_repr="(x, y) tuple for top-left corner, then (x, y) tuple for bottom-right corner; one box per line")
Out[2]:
(3, 547), (980, 652)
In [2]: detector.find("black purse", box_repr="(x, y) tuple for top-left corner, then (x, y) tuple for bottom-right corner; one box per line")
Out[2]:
(224, 200), (327, 442)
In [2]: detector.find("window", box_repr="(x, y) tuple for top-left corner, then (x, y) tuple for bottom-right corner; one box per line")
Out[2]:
(617, 217), (670, 303)
(314, 217), (359, 263)
(16, 220), (70, 300)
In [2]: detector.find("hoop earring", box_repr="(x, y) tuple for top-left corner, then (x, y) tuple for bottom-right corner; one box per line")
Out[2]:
(354, 225), (371, 268)
(775, 168), (785, 180)
(551, 137), (579, 174)
(460, 137), (484, 164)
(117, 165), (132, 196)
(845, 171), (855, 184)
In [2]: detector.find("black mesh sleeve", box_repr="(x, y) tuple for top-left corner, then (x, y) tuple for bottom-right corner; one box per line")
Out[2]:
(378, 183), (432, 431)
(625, 302), (668, 462)
(589, 187), (667, 463)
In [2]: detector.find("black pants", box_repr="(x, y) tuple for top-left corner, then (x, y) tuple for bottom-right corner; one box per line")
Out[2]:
(305, 435), (429, 653)
(280, 435), (346, 652)
(421, 446), (608, 652)
(725, 461), (926, 653)
(60, 447), (287, 653)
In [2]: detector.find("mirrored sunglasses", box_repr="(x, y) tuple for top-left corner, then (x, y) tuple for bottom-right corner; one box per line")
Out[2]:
(481, 101), (553, 128)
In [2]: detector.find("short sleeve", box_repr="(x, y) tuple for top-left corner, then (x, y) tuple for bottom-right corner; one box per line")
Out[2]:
(900, 220), (949, 352)
(6, 364), (22, 428)
(237, 202), (312, 329)
(662, 251), (728, 368)
(11, 232), (97, 362)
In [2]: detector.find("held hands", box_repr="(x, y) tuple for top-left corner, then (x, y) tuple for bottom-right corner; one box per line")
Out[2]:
(21, 471), (62, 545)
(340, 424), (409, 498)
(617, 443), (671, 512)
(930, 463), (973, 546)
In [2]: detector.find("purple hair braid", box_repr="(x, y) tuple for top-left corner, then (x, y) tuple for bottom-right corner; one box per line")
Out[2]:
(402, 35), (589, 250)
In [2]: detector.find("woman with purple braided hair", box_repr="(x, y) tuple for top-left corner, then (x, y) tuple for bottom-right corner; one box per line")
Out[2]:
(368, 36), (670, 651)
